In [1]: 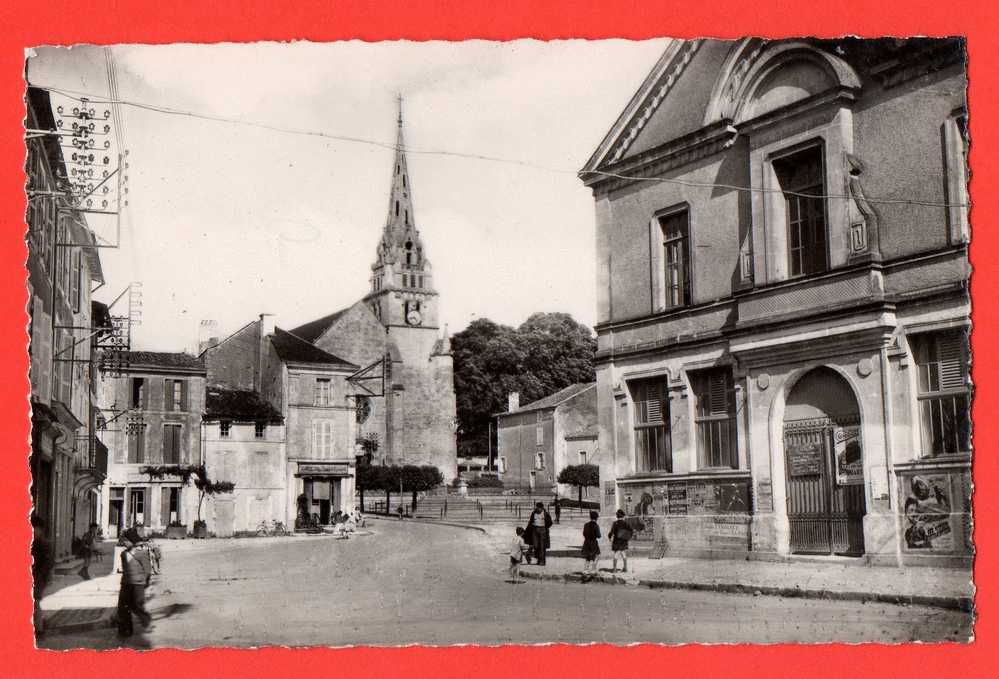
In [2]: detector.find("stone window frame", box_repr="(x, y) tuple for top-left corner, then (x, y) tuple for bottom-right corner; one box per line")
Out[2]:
(627, 374), (673, 474)
(649, 203), (694, 313)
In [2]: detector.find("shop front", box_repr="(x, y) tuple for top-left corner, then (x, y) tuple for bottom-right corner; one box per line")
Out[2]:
(290, 461), (354, 529)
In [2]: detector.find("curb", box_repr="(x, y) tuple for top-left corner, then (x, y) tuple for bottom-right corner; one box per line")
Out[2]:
(42, 607), (116, 635)
(519, 571), (973, 612)
(365, 515), (487, 534)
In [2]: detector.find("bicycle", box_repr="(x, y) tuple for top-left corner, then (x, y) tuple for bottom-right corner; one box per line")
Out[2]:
(256, 520), (290, 537)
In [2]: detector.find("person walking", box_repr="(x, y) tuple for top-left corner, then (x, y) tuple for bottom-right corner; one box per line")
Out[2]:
(523, 502), (553, 566)
(507, 526), (529, 583)
(78, 523), (99, 580)
(31, 515), (53, 639)
(609, 509), (633, 574)
(553, 497), (561, 524)
(581, 510), (601, 580)
(116, 528), (153, 638)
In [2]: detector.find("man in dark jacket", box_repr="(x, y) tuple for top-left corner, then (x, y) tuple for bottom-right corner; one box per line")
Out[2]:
(523, 502), (554, 566)
(117, 528), (153, 637)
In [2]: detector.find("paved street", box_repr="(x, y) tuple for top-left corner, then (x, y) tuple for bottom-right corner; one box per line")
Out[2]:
(40, 520), (972, 649)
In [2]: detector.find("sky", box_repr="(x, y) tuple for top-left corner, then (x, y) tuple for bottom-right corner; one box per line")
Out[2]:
(26, 40), (669, 353)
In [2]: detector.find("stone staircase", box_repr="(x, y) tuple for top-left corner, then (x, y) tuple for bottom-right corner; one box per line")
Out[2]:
(361, 495), (593, 524)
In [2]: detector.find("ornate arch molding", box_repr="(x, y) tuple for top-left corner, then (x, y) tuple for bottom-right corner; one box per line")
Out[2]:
(704, 40), (862, 126)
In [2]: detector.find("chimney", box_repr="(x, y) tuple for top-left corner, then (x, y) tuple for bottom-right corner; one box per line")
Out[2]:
(508, 392), (519, 412)
(259, 313), (275, 337)
(198, 319), (219, 355)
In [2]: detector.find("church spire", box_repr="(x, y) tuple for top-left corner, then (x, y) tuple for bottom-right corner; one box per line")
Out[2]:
(383, 94), (416, 248)
(369, 96), (435, 318)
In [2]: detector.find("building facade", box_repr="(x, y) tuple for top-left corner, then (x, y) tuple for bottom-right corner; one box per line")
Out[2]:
(290, 104), (458, 481)
(27, 87), (108, 561)
(202, 315), (359, 531)
(496, 383), (597, 494)
(202, 388), (286, 537)
(97, 352), (206, 539)
(581, 38), (970, 566)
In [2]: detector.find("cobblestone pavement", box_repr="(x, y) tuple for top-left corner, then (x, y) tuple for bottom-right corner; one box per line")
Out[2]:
(38, 520), (973, 649)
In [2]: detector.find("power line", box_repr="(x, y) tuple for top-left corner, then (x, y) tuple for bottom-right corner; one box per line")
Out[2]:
(28, 82), (971, 210)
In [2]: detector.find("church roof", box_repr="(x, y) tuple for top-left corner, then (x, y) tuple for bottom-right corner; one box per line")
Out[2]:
(288, 307), (352, 343)
(270, 328), (358, 369)
(499, 382), (596, 416)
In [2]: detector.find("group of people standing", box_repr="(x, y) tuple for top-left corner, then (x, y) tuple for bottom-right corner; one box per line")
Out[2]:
(507, 503), (633, 583)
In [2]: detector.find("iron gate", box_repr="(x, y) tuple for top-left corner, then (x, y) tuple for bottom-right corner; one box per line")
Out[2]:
(784, 417), (866, 556)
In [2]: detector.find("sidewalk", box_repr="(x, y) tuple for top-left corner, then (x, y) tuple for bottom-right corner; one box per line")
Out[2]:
(478, 522), (975, 612)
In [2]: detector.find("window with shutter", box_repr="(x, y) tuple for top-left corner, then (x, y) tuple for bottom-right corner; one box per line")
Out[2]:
(630, 378), (672, 472)
(164, 380), (173, 412)
(163, 424), (182, 464)
(692, 368), (737, 469)
(70, 249), (81, 313)
(659, 210), (691, 309)
(913, 330), (971, 456)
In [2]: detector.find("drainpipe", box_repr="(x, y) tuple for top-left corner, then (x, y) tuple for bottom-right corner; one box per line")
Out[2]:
(879, 344), (904, 568)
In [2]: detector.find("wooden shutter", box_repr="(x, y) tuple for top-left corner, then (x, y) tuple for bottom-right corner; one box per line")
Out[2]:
(936, 332), (968, 391)
(180, 380), (188, 412)
(141, 379), (149, 409)
(164, 379), (173, 412)
(311, 421), (320, 457)
(637, 380), (665, 424)
(704, 370), (731, 416)
(137, 426), (146, 463)
(160, 488), (171, 527)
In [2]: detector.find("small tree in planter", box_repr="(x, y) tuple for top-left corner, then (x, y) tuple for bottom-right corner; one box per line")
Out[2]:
(556, 463), (600, 503)
(140, 464), (236, 538)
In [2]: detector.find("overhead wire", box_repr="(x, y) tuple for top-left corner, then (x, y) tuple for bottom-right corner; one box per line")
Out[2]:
(28, 81), (971, 210)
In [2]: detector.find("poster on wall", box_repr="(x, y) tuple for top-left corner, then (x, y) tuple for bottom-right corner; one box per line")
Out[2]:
(902, 474), (954, 551)
(834, 426), (863, 485)
(787, 442), (822, 476)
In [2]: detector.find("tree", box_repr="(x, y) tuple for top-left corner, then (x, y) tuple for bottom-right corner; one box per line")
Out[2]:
(557, 464), (600, 503)
(398, 465), (444, 512)
(452, 313), (596, 457)
(354, 433), (380, 511)
(139, 464), (236, 526)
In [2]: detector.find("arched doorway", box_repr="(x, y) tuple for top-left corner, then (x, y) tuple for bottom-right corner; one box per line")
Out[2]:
(783, 367), (866, 556)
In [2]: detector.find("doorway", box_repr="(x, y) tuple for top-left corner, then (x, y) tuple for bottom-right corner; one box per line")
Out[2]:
(128, 488), (146, 527)
(783, 368), (866, 556)
(108, 487), (124, 538)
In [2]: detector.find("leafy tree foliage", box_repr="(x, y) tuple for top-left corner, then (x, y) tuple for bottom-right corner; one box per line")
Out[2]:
(452, 313), (595, 456)
(556, 463), (600, 503)
(139, 464), (235, 523)
(358, 464), (443, 513)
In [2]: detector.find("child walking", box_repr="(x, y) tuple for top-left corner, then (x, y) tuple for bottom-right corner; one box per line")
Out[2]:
(508, 526), (529, 583)
(581, 510), (601, 580)
(609, 509), (633, 573)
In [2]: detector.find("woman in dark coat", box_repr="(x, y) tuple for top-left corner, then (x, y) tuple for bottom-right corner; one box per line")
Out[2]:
(581, 510), (601, 578)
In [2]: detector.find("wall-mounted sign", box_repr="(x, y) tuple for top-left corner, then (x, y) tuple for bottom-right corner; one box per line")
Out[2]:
(298, 462), (350, 477)
(788, 442), (822, 476)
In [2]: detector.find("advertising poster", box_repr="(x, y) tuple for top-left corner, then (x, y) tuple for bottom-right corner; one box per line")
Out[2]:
(902, 474), (954, 551)
(834, 426), (864, 485)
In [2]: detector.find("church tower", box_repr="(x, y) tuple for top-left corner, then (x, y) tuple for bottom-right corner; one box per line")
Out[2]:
(361, 97), (457, 480)
(364, 97), (439, 330)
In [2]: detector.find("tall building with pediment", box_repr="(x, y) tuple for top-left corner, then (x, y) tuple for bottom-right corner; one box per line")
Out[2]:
(291, 101), (457, 481)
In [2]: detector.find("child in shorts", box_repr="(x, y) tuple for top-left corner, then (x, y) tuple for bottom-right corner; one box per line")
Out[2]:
(508, 526), (529, 582)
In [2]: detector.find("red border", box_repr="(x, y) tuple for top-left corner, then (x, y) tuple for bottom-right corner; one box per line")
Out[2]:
(2, 1), (996, 676)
